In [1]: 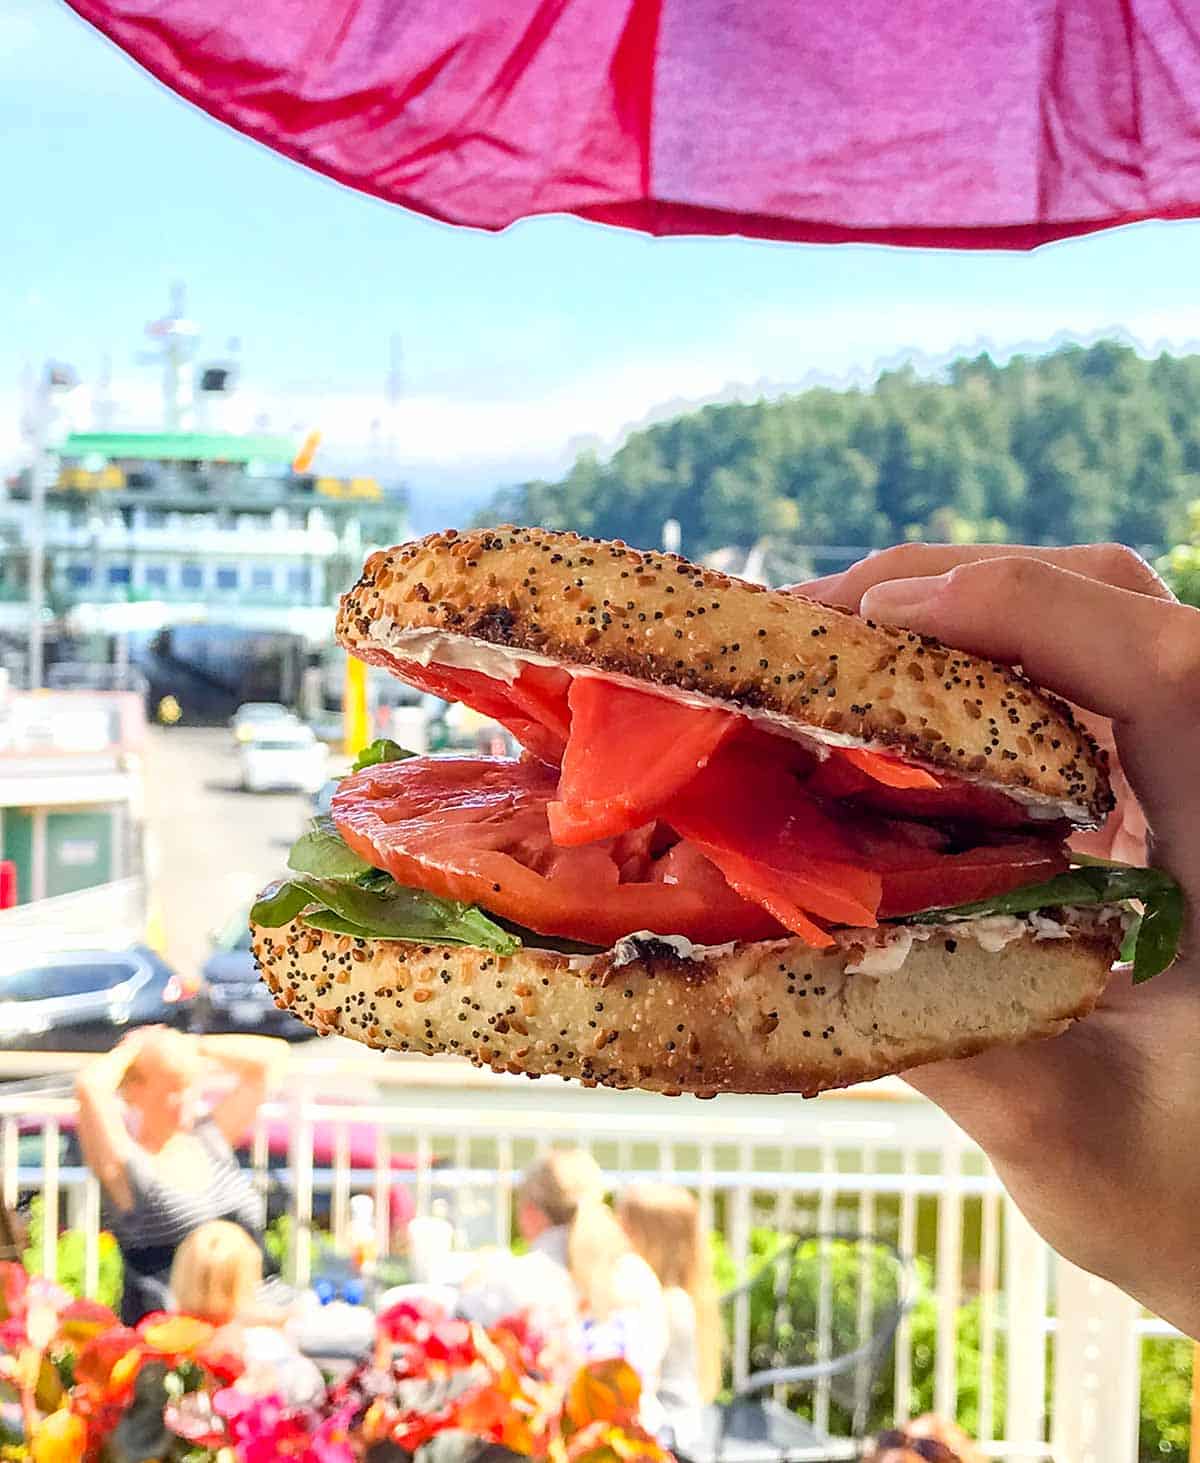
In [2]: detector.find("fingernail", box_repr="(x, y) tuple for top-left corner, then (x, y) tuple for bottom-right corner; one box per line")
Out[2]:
(860, 573), (951, 620)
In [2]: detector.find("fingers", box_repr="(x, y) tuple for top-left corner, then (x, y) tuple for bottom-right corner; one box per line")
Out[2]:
(855, 557), (1200, 892)
(794, 542), (1173, 610)
(859, 558), (1194, 721)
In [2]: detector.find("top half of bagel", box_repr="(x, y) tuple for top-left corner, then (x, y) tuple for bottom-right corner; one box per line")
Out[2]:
(336, 526), (1112, 826)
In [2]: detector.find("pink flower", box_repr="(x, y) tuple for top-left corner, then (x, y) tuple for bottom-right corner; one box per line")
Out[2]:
(312, 1404), (357, 1463)
(212, 1388), (340, 1463)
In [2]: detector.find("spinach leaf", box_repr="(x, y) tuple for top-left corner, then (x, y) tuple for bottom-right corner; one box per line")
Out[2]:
(351, 738), (415, 773)
(492, 918), (604, 956)
(250, 872), (519, 954)
(287, 817), (375, 879)
(1130, 881), (1185, 984)
(908, 860), (1183, 982)
(249, 880), (311, 928)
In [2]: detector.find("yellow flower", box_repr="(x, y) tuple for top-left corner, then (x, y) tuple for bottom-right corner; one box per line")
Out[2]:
(30, 1408), (86, 1463)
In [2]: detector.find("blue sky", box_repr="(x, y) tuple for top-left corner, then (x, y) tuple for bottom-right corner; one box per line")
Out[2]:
(6, 0), (1200, 529)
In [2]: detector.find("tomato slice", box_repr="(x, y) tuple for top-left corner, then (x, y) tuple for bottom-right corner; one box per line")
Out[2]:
(548, 677), (734, 846)
(353, 645), (570, 764)
(331, 755), (784, 947)
(835, 746), (940, 790)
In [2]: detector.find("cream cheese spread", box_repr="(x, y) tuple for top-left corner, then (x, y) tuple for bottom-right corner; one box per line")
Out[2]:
(842, 906), (1125, 976)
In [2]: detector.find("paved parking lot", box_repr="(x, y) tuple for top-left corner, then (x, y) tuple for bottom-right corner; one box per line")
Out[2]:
(142, 726), (312, 984)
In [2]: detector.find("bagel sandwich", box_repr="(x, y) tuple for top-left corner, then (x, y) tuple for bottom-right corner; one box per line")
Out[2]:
(250, 527), (1182, 1096)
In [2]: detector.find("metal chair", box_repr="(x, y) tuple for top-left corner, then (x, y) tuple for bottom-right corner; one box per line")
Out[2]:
(690, 1233), (912, 1463)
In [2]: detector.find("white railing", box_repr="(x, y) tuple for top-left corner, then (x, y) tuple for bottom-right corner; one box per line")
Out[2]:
(0, 1078), (1176, 1463)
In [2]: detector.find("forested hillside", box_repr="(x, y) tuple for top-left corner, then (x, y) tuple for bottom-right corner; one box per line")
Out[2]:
(478, 342), (1200, 560)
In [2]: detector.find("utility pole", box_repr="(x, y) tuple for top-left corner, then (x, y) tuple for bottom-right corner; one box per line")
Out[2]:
(28, 363), (78, 689)
(95, 352), (116, 430)
(386, 333), (403, 469)
(28, 389), (46, 691)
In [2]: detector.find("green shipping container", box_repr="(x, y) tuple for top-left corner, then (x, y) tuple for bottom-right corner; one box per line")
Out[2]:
(0, 807), (118, 903)
(45, 810), (114, 898)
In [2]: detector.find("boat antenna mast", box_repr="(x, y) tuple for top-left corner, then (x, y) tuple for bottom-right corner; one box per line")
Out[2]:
(143, 281), (199, 431)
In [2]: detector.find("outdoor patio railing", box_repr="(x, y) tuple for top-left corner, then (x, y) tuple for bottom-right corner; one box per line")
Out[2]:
(0, 1075), (1177, 1463)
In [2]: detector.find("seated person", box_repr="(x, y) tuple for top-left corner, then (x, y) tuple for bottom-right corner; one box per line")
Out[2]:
(617, 1185), (721, 1458)
(170, 1221), (323, 1407)
(457, 1148), (604, 1340)
(457, 1149), (669, 1406)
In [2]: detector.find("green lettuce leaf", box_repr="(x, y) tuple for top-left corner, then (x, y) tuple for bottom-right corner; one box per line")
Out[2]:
(249, 880), (311, 927)
(258, 802), (518, 952)
(287, 817), (375, 879)
(351, 738), (415, 773)
(251, 870), (519, 953)
(907, 860), (1183, 983)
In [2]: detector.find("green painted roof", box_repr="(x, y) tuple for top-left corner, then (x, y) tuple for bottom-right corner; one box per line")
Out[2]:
(59, 432), (297, 464)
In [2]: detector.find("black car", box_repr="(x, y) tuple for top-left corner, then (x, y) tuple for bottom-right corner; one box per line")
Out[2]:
(193, 911), (317, 1041)
(0, 946), (196, 1051)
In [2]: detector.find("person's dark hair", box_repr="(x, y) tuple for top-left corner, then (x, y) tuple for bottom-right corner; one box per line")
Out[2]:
(874, 1431), (961, 1463)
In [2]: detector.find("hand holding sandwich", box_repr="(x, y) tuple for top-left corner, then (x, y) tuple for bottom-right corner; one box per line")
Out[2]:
(797, 543), (1200, 1337)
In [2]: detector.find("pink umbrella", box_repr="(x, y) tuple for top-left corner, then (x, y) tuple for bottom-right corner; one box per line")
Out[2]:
(64, 0), (1200, 246)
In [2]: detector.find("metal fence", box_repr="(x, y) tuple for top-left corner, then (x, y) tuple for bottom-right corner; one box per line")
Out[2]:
(0, 1079), (1178, 1463)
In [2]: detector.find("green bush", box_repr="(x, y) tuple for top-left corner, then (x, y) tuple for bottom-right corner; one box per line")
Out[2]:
(712, 1227), (1189, 1461)
(906, 1280), (1009, 1439)
(1158, 500), (1200, 607)
(1138, 1340), (1193, 1460)
(263, 1212), (339, 1280)
(21, 1196), (124, 1313)
(711, 1229), (908, 1432)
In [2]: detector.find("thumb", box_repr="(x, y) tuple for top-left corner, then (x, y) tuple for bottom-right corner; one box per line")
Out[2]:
(860, 557), (1200, 890)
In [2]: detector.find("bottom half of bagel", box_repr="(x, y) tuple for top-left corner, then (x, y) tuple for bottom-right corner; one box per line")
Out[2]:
(249, 909), (1126, 1096)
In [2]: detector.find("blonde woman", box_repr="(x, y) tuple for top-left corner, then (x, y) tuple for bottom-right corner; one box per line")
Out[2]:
(170, 1220), (264, 1329)
(617, 1185), (722, 1455)
(170, 1221), (322, 1405)
(76, 1027), (286, 1323)
(518, 1151), (667, 1349)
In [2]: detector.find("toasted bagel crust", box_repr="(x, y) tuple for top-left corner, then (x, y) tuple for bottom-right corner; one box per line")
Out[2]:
(337, 527), (1112, 825)
(251, 919), (1120, 1096)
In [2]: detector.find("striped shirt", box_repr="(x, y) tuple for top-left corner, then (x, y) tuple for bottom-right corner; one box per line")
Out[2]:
(104, 1117), (264, 1250)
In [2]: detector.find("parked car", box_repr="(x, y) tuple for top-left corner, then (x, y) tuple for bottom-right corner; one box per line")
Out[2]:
(194, 909), (317, 1041)
(0, 947), (196, 1051)
(231, 701), (300, 745)
(311, 778), (338, 818)
(238, 723), (327, 793)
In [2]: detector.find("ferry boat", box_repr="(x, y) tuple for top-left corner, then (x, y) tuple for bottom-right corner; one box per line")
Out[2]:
(0, 297), (408, 720)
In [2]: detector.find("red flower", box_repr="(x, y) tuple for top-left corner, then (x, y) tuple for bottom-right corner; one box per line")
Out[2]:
(56, 1299), (120, 1347)
(378, 1299), (478, 1378)
(73, 1328), (144, 1408)
(0, 1260), (29, 1321)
